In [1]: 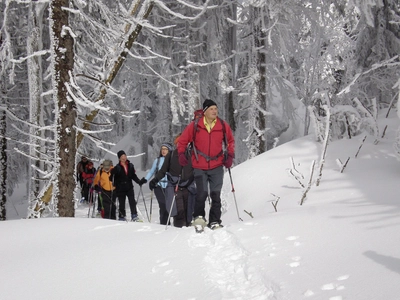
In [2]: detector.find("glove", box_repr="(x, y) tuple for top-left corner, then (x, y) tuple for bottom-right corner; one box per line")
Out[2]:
(94, 185), (101, 192)
(139, 177), (147, 186)
(178, 152), (188, 166)
(223, 154), (234, 168)
(149, 178), (158, 191)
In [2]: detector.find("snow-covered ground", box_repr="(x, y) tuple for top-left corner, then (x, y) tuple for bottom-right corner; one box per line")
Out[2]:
(2, 111), (400, 300)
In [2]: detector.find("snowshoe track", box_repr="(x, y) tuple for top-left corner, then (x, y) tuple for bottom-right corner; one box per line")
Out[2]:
(189, 228), (273, 299)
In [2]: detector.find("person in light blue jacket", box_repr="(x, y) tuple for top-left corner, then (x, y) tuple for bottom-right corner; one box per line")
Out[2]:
(140, 142), (173, 225)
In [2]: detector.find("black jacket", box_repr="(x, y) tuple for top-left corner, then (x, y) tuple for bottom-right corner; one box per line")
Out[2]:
(154, 149), (194, 187)
(110, 160), (140, 192)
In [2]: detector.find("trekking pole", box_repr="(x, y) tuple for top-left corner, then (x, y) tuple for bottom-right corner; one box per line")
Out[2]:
(87, 185), (92, 218)
(149, 190), (154, 223)
(91, 190), (97, 218)
(228, 168), (243, 221)
(165, 176), (181, 230)
(139, 186), (150, 222)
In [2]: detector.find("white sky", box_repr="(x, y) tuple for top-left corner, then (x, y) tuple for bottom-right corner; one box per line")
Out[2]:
(2, 110), (400, 300)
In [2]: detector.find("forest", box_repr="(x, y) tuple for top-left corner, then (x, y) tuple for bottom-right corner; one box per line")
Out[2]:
(0, 0), (399, 219)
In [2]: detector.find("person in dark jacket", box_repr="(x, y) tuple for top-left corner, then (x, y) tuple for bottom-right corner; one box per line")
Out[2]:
(177, 99), (235, 229)
(110, 150), (143, 221)
(77, 156), (89, 201)
(149, 134), (196, 227)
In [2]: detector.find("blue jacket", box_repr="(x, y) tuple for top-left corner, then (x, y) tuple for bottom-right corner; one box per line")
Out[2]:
(145, 157), (168, 188)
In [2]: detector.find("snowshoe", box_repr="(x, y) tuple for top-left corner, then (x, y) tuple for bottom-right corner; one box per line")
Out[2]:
(209, 222), (223, 230)
(131, 214), (143, 222)
(191, 216), (207, 233)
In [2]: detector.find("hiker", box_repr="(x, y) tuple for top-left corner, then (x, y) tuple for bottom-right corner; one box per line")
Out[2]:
(76, 156), (89, 201)
(81, 161), (96, 203)
(93, 159), (116, 220)
(149, 134), (196, 227)
(139, 142), (173, 225)
(177, 99), (235, 229)
(109, 150), (143, 221)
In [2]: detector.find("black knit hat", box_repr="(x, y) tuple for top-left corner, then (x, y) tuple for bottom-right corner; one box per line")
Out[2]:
(117, 150), (126, 159)
(203, 99), (217, 112)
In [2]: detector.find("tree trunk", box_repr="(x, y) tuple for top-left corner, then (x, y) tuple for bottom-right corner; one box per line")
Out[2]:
(27, 2), (46, 205)
(0, 75), (7, 221)
(50, 0), (76, 217)
(254, 6), (267, 154)
(227, 2), (237, 132)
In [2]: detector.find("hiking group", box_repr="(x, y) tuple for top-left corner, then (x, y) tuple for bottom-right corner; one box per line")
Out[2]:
(76, 99), (235, 229)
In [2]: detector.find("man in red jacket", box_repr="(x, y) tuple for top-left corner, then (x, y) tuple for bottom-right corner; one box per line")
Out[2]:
(177, 99), (235, 229)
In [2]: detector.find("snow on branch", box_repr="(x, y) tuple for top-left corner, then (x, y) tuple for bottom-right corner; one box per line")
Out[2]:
(300, 160), (316, 205)
(153, 0), (216, 20)
(10, 50), (50, 64)
(338, 55), (400, 95)
(10, 123), (55, 144)
(131, 42), (172, 60)
(288, 157), (305, 188)
(336, 157), (350, 173)
(315, 104), (331, 187)
(0, 105), (55, 130)
(73, 126), (113, 135)
(187, 52), (236, 67)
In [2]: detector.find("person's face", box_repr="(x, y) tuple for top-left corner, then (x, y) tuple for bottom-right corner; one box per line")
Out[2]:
(120, 154), (127, 162)
(161, 147), (169, 157)
(82, 157), (87, 162)
(204, 105), (218, 120)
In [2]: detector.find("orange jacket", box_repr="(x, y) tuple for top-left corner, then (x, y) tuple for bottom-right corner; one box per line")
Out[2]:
(93, 167), (115, 192)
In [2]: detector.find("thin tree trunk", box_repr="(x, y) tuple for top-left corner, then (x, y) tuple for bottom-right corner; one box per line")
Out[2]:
(0, 74), (7, 220)
(27, 2), (45, 205)
(254, 6), (266, 154)
(76, 0), (154, 147)
(227, 2), (237, 132)
(39, 0), (154, 207)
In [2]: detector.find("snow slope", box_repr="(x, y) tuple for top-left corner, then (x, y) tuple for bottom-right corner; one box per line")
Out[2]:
(1, 111), (400, 300)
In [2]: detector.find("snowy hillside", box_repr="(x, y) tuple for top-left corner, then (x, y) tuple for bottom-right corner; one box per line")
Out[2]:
(1, 111), (400, 300)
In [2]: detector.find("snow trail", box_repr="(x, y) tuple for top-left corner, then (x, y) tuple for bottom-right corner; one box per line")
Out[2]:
(189, 228), (274, 299)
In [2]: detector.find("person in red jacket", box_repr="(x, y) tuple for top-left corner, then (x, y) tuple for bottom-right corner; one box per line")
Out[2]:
(81, 161), (96, 203)
(177, 99), (235, 229)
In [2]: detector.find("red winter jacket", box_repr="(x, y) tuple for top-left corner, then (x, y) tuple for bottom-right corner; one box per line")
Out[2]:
(178, 117), (234, 170)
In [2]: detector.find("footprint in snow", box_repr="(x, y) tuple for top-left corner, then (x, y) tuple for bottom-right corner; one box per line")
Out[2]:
(321, 283), (336, 290)
(151, 260), (170, 273)
(286, 236), (301, 246)
(337, 274), (350, 281)
(203, 229), (273, 299)
(288, 256), (301, 268)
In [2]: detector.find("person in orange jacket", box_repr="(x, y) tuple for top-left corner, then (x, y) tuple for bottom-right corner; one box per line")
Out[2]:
(93, 159), (116, 219)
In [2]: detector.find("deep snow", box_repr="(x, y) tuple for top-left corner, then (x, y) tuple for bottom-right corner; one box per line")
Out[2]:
(2, 111), (400, 300)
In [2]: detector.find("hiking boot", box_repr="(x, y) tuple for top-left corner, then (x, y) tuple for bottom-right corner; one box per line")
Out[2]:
(131, 214), (142, 222)
(209, 222), (223, 230)
(96, 211), (101, 218)
(118, 217), (126, 221)
(191, 216), (207, 227)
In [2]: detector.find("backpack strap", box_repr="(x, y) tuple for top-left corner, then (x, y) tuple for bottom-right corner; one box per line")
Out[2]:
(191, 118), (228, 162)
